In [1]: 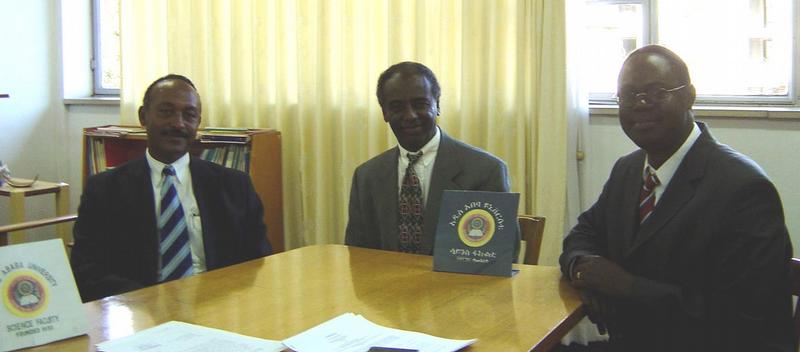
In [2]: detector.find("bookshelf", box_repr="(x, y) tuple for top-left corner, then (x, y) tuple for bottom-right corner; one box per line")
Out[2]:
(82, 125), (284, 252)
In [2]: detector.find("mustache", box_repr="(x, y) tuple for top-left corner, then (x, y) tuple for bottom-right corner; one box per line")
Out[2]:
(399, 122), (421, 128)
(162, 129), (190, 138)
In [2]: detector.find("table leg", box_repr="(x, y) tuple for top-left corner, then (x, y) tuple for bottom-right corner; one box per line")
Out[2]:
(9, 191), (25, 244)
(55, 183), (71, 248)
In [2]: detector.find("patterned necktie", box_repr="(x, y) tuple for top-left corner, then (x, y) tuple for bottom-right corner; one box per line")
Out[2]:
(398, 152), (424, 253)
(639, 166), (660, 224)
(158, 165), (193, 282)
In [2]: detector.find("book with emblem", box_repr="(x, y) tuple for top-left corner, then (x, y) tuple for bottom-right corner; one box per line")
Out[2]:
(433, 190), (519, 277)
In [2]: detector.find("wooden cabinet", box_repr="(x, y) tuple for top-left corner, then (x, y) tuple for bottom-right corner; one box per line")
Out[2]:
(82, 126), (284, 252)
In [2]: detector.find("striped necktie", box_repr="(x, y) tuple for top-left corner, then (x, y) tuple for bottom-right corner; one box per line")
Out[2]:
(158, 165), (193, 282)
(398, 152), (424, 253)
(639, 166), (660, 224)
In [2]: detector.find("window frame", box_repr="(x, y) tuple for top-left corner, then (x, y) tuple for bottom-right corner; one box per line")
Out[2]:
(91, 0), (120, 96)
(587, 0), (799, 107)
(586, 0), (652, 103)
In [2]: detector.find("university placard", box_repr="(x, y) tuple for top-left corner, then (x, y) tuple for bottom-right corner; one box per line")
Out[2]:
(0, 239), (87, 351)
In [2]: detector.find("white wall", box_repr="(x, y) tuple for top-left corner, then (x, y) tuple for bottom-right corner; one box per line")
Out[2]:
(0, 0), (66, 238)
(3, 1), (799, 255)
(64, 105), (120, 208)
(582, 114), (800, 256)
(0, 0), (118, 241)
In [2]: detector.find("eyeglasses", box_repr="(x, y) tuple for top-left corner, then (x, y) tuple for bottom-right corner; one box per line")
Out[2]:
(615, 84), (687, 108)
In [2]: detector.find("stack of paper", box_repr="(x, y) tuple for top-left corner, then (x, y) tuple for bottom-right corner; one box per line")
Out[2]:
(88, 126), (146, 137)
(96, 321), (285, 352)
(283, 313), (476, 352)
(96, 313), (474, 352)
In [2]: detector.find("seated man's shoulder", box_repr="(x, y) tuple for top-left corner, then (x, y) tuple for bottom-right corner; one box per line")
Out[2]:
(612, 149), (647, 170)
(354, 147), (397, 175)
(708, 142), (771, 181)
(447, 136), (507, 167)
(86, 157), (147, 186)
(191, 157), (250, 180)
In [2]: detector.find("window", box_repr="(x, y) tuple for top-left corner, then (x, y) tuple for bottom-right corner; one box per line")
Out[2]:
(581, 0), (796, 105)
(584, 1), (650, 100)
(92, 0), (120, 95)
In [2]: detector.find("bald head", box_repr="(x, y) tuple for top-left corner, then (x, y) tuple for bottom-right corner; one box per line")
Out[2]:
(621, 45), (691, 86)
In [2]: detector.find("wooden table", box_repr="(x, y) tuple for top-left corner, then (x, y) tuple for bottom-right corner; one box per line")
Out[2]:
(0, 179), (70, 245)
(25, 245), (584, 351)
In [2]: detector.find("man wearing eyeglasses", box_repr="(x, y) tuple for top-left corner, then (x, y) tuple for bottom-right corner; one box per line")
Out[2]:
(560, 45), (795, 351)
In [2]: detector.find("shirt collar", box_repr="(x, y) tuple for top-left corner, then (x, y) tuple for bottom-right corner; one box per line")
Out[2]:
(398, 126), (441, 166)
(645, 122), (701, 186)
(146, 150), (191, 185)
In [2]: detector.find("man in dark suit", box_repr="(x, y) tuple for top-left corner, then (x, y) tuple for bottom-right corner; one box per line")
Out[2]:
(345, 61), (514, 255)
(560, 45), (796, 351)
(71, 74), (271, 302)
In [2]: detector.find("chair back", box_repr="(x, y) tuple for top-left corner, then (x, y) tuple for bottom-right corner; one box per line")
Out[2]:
(0, 214), (77, 247)
(791, 257), (800, 346)
(518, 215), (545, 265)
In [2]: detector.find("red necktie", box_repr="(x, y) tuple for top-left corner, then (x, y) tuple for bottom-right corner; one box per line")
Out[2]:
(639, 167), (660, 223)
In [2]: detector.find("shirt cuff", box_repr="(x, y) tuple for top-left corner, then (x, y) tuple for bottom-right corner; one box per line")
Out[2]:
(568, 255), (581, 281)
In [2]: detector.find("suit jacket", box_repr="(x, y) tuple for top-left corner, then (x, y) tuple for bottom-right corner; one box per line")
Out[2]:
(345, 130), (515, 255)
(71, 156), (271, 302)
(560, 122), (796, 352)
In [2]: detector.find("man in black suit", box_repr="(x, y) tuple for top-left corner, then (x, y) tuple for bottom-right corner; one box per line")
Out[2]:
(345, 62), (513, 255)
(71, 74), (271, 302)
(560, 45), (796, 351)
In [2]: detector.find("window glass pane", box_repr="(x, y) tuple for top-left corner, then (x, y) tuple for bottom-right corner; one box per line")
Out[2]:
(658, 0), (791, 97)
(583, 2), (645, 95)
(96, 0), (120, 92)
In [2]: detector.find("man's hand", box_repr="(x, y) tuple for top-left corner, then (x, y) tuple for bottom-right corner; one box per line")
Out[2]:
(571, 255), (635, 298)
(579, 290), (613, 335)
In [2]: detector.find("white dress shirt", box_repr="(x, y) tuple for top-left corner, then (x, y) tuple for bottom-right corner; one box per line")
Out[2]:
(644, 122), (702, 205)
(397, 126), (441, 206)
(146, 150), (206, 274)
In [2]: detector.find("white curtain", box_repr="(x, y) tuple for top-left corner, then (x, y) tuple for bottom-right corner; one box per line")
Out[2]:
(119, 0), (569, 264)
(561, 0), (609, 345)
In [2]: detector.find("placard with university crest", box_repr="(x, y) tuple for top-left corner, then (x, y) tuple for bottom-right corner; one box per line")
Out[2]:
(433, 190), (519, 277)
(0, 239), (87, 351)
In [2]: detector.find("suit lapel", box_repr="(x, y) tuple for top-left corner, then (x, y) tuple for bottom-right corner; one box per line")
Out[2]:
(377, 149), (400, 251)
(626, 126), (713, 257)
(616, 153), (645, 258)
(422, 133), (462, 253)
(127, 158), (160, 280)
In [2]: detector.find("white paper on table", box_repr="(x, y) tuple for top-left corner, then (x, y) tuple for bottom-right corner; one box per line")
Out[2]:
(96, 321), (286, 352)
(282, 312), (476, 352)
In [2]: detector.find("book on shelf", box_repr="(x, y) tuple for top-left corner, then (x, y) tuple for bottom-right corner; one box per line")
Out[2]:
(86, 126), (146, 137)
(202, 127), (251, 132)
(197, 133), (250, 144)
(198, 145), (249, 173)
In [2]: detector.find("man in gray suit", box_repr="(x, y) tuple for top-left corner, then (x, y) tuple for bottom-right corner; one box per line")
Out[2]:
(345, 61), (513, 255)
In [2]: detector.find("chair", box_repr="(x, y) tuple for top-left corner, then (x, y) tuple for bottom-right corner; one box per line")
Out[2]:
(0, 179), (71, 245)
(518, 215), (546, 265)
(0, 214), (77, 247)
(791, 257), (800, 347)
